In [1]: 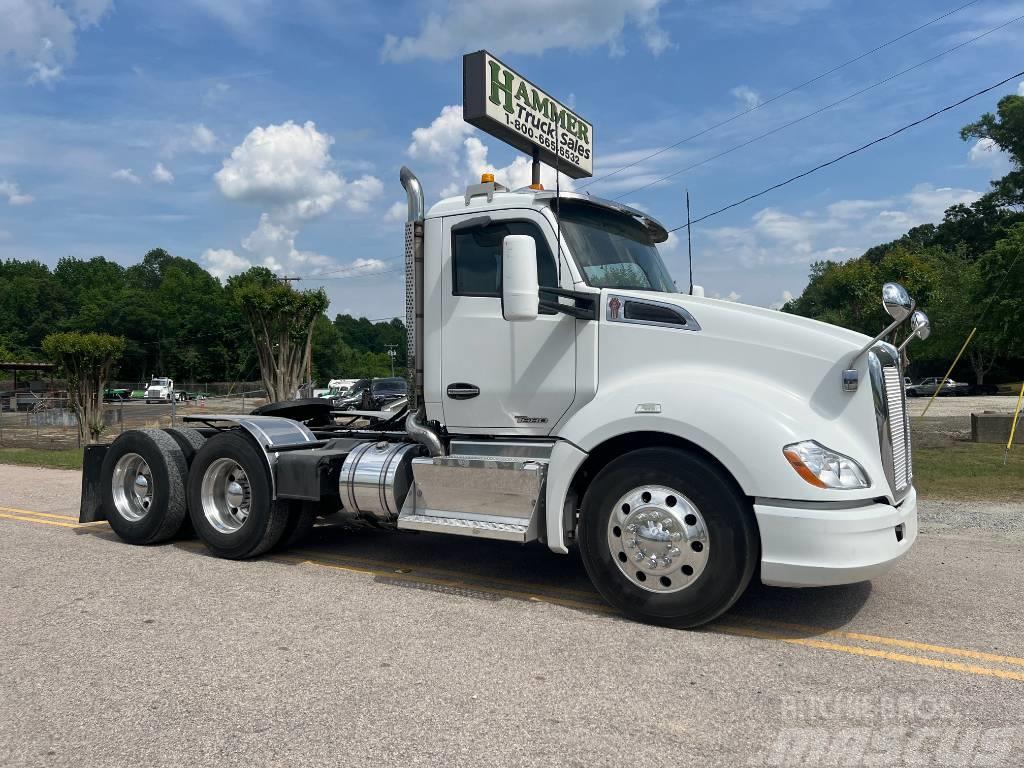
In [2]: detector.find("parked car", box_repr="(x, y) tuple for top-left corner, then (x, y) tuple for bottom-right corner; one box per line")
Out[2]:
(908, 377), (962, 397)
(945, 378), (969, 396)
(335, 377), (408, 411)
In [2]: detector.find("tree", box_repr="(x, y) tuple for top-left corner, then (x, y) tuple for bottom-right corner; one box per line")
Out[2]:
(42, 332), (125, 443)
(227, 268), (329, 402)
(961, 93), (1024, 208)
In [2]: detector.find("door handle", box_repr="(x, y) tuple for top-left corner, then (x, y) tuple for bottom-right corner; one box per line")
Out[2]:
(446, 383), (480, 400)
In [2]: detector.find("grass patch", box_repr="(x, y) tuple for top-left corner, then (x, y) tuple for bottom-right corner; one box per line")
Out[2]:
(913, 442), (1024, 501)
(0, 447), (83, 471)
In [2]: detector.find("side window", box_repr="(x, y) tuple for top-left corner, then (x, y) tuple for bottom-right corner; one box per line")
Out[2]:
(452, 220), (557, 297)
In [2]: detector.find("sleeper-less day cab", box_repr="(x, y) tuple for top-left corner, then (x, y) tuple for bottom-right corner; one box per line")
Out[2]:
(80, 168), (930, 627)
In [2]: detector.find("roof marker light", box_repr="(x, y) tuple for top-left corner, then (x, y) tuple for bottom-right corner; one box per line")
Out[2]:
(481, 173), (495, 183)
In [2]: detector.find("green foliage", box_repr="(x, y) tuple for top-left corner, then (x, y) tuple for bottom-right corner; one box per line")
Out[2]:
(42, 332), (125, 442)
(960, 93), (1024, 206)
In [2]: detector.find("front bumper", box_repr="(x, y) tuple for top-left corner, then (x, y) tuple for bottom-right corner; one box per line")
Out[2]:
(755, 486), (917, 587)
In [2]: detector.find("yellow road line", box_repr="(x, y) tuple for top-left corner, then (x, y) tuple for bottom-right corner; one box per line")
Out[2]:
(731, 616), (1024, 668)
(716, 624), (1024, 682)
(0, 506), (77, 521)
(0, 512), (79, 528)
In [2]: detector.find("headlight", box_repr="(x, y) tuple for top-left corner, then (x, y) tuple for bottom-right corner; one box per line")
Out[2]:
(783, 440), (870, 490)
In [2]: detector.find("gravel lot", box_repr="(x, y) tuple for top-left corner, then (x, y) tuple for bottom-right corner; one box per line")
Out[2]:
(3, 463), (1024, 767)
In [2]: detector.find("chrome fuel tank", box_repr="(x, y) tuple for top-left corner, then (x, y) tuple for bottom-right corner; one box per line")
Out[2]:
(339, 441), (423, 523)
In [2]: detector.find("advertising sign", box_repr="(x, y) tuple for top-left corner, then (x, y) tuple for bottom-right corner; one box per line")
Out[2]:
(463, 50), (593, 179)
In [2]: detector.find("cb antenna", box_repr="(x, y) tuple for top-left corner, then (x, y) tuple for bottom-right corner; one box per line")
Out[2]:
(686, 189), (694, 295)
(555, 114), (562, 283)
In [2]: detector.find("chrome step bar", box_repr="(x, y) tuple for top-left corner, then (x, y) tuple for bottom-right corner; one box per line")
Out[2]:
(397, 453), (547, 543)
(397, 514), (530, 542)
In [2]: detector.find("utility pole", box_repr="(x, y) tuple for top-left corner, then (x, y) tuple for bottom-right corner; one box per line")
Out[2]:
(386, 345), (397, 377)
(277, 276), (302, 286)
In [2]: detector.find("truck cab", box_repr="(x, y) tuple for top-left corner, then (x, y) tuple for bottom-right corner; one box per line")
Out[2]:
(145, 377), (181, 403)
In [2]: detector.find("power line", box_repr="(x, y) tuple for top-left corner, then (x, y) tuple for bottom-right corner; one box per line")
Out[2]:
(313, 256), (403, 278)
(581, 0), (984, 190)
(312, 267), (404, 281)
(665, 69), (1024, 234)
(613, 13), (1024, 201)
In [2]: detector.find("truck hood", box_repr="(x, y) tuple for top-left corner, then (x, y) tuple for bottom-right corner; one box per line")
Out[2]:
(600, 289), (876, 422)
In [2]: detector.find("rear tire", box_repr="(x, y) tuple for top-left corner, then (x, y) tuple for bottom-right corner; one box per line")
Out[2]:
(164, 428), (207, 537)
(578, 447), (758, 629)
(188, 431), (290, 559)
(101, 429), (189, 545)
(276, 501), (319, 550)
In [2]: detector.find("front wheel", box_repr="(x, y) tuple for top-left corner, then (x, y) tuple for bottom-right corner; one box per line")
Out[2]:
(578, 447), (758, 629)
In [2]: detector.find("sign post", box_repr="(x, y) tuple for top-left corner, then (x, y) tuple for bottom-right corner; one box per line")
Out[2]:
(463, 50), (593, 181)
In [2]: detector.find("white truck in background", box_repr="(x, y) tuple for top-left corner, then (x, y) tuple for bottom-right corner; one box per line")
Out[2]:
(80, 165), (932, 628)
(144, 377), (185, 404)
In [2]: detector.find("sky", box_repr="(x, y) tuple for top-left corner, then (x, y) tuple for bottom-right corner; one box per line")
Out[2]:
(0, 0), (1022, 319)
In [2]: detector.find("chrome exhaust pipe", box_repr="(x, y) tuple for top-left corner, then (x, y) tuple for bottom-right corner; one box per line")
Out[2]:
(400, 167), (444, 456)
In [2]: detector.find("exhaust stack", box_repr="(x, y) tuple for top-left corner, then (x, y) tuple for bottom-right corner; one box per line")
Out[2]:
(400, 166), (444, 456)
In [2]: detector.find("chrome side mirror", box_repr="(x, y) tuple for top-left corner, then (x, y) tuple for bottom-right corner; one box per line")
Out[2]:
(898, 310), (930, 352)
(882, 282), (914, 322)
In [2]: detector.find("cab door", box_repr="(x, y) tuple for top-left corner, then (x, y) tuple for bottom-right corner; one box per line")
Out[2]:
(439, 209), (576, 435)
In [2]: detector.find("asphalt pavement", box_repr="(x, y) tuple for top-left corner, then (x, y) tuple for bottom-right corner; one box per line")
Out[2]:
(2, 463), (1023, 767)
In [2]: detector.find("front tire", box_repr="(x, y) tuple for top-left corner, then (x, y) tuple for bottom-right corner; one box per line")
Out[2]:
(578, 447), (758, 628)
(188, 431), (290, 559)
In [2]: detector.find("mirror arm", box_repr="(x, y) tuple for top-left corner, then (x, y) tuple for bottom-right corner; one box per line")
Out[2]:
(847, 298), (916, 370)
(538, 287), (599, 320)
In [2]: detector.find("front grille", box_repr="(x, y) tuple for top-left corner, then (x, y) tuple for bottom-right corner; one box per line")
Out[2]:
(869, 345), (913, 498)
(883, 367), (911, 490)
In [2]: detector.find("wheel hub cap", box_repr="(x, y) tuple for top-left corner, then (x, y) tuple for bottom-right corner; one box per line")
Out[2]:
(111, 453), (154, 522)
(201, 459), (251, 534)
(607, 485), (710, 593)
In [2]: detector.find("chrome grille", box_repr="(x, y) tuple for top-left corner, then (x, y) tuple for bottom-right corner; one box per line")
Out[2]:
(868, 345), (913, 498)
(883, 368), (911, 490)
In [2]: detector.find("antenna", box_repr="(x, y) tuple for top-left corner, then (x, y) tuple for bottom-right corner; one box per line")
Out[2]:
(555, 111), (562, 283)
(686, 189), (694, 295)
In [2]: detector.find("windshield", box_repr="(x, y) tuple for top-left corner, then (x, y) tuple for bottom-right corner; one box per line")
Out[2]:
(557, 201), (676, 292)
(150, 378), (169, 386)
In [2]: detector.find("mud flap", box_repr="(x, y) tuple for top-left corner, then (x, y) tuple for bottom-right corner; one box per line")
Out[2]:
(79, 443), (109, 523)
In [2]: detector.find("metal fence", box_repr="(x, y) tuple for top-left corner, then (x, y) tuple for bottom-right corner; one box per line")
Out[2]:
(0, 389), (267, 449)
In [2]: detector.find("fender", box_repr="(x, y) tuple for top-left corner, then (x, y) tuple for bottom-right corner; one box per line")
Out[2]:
(182, 414), (318, 499)
(543, 367), (889, 554)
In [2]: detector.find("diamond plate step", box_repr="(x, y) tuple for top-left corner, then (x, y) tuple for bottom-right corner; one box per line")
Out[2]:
(397, 513), (530, 542)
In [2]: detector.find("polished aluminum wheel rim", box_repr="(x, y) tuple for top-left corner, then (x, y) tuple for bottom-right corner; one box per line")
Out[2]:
(111, 452), (154, 522)
(200, 458), (251, 534)
(606, 484), (710, 593)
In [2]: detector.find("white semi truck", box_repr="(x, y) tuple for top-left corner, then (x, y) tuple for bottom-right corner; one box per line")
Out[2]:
(79, 167), (931, 627)
(145, 377), (186, 404)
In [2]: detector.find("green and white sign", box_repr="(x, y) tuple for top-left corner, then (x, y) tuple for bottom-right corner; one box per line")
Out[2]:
(463, 50), (593, 179)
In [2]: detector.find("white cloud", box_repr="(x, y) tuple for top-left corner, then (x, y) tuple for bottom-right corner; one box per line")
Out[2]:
(202, 247), (252, 280)
(214, 120), (382, 221)
(0, 180), (34, 205)
(382, 0), (670, 61)
(705, 183), (982, 269)
(161, 123), (220, 157)
(152, 162), (174, 183)
(111, 168), (142, 184)
(190, 123), (218, 152)
(731, 85), (761, 110)
(967, 137), (1011, 177)
(1019, 81), (1024, 96)
(0, 0), (113, 86)
(769, 290), (795, 310)
(709, 290), (741, 302)
(383, 201), (406, 224)
(409, 105), (575, 199)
